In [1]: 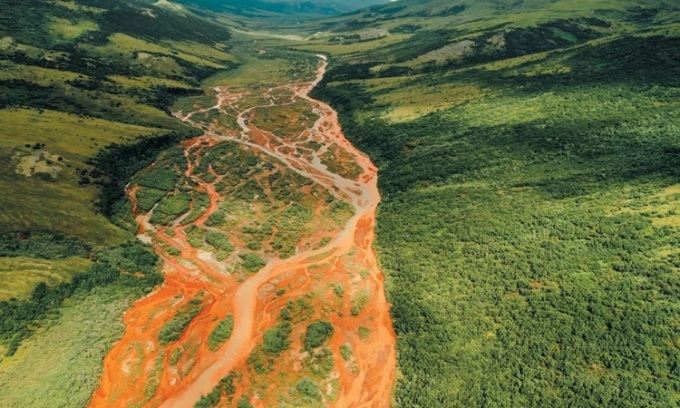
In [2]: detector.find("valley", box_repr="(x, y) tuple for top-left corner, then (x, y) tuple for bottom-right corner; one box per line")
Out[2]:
(89, 55), (395, 407)
(0, 0), (679, 407)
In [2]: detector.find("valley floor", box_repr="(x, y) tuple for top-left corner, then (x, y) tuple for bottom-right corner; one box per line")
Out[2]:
(89, 54), (396, 407)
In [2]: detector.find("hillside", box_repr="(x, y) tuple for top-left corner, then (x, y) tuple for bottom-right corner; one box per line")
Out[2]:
(0, 0), (237, 405)
(0, 0), (237, 243)
(283, 0), (680, 406)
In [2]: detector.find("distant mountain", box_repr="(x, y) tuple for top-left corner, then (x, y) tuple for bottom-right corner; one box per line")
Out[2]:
(174, 0), (391, 16)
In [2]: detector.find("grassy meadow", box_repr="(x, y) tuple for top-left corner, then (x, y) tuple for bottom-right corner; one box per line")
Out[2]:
(0, 285), (141, 407)
(0, 257), (91, 301)
(0, 108), (163, 244)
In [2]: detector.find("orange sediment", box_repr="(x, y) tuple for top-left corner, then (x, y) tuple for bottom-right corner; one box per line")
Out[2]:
(89, 56), (396, 407)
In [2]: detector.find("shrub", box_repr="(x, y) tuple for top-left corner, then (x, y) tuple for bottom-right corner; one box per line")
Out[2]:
(296, 378), (322, 401)
(207, 314), (234, 351)
(205, 232), (233, 252)
(262, 321), (292, 355)
(304, 320), (334, 350)
(239, 253), (266, 272)
(158, 300), (202, 346)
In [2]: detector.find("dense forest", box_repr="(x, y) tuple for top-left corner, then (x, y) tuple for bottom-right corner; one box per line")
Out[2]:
(311, 5), (680, 406)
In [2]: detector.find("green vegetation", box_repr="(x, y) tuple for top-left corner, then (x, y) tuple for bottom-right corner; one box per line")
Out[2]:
(246, 297), (318, 378)
(194, 373), (237, 408)
(91, 241), (160, 273)
(0, 257), (91, 301)
(136, 188), (167, 213)
(185, 225), (207, 249)
(158, 297), (203, 346)
(283, 297), (315, 323)
(303, 346), (335, 379)
(251, 101), (319, 138)
(205, 210), (225, 227)
(247, 315), (294, 374)
(262, 321), (293, 356)
(205, 232), (234, 253)
(0, 241), (161, 356)
(357, 326), (370, 341)
(304, 320), (334, 350)
(169, 348), (183, 366)
(0, 284), (144, 408)
(339, 343), (352, 361)
(3, 0), (680, 405)
(203, 48), (317, 88)
(350, 290), (369, 316)
(237, 395), (254, 408)
(332, 283), (344, 298)
(150, 192), (191, 225)
(132, 146), (194, 226)
(100, 133), (195, 229)
(307, 1), (680, 406)
(135, 166), (181, 193)
(207, 314), (234, 351)
(0, 109), (149, 244)
(296, 378), (323, 401)
(0, 0), (239, 392)
(184, 137), (346, 264)
(166, 246), (181, 257)
(182, 191), (211, 224)
(0, 230), (90, 259)
(178, 0), (385, 18)
(0, 0), (236, 244)
(239, 252), (267, 273)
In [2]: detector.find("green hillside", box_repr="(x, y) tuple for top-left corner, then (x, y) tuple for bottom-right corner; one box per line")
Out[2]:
(0, 0), (236, 244)
(297, 0), (680, 406)
(0, 0), (237, 405)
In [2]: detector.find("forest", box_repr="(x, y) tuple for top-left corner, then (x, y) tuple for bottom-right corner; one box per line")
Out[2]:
(311, 16), (680, 408)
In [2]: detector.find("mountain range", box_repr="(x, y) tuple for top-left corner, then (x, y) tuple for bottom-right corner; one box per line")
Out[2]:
(174, 0), (391, 16)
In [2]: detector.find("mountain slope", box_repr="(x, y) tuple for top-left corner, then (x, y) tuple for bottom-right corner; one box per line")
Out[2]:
(292, 0), (680, 406)
(0, 0), (236, 243)
(0, 0), (238, 405)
